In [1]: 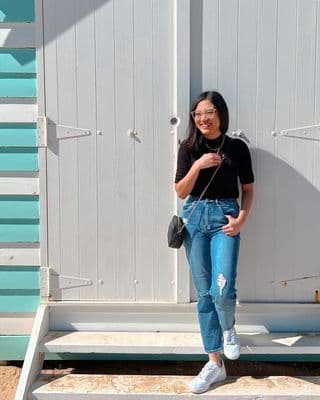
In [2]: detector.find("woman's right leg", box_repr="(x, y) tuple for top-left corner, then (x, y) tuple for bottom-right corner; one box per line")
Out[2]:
(184, 229), (223, 355)
(184, 229), (226, 393)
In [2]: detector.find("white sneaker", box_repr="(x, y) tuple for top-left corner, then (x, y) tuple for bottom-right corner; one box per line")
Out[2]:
(190, 360), (226, 394)
(223, 326), (240, 360)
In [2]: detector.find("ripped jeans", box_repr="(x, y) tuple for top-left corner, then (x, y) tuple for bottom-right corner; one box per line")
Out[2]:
(182, 196), (240, 354)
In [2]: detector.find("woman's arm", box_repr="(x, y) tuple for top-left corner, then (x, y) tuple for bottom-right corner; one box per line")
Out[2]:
(174, 153), (222, 199)
(222, 183), (254, 236)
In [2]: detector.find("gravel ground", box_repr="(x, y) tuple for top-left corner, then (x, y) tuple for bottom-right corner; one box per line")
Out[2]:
(1, 360), (319, 400)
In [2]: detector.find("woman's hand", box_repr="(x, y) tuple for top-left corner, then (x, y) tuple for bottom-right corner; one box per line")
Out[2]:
(195, 153), (222, 170)
(222, 215), (243, 236)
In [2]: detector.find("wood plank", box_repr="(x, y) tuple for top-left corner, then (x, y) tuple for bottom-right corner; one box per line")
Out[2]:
(0, 49), (36, 73)
(55, 0), (80, 300)
(252, 0), (278, 302)
(40, 330), (320, 355)
(0, 148), (38, 171)
(0, 1), (35, 22)
(0, 177), (39, 194)
(0, 335), (30, 360)
(0, 103), (37, 122)
(313, 0), (320, 191)
(0, 123), (37, 147)
(133, 0), (155, 301)
(176, 0), (191, 302)
(202, 0), (219, 89)
(0, 195), (39, 219)
(75, 0), (98, 301)
(0, 74), (36, 97)
(0, 291), (39, 312)
(293, 0), (318, 302)
(0, 224), (39, 242)
(152, 0), (174, 301)
(0, 23), (35, 47)
(0, 313), (34, 334)
(274, 0), (298, 302)
(113, 0), (135, 300)
(94, 0), (117, 300)
(35, 0), (48, 272)
(0, 247), (40, 265)
(43, 0), (61, 284)
(47, 301), (320, 332)
(236, 0), (258, 302)
(15, 304), (49, 400)
(0, 266), (39, 289)
(218, 0), (238, 129)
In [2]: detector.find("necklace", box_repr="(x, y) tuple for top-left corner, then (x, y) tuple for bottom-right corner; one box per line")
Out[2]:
(204, 135), (225, 153)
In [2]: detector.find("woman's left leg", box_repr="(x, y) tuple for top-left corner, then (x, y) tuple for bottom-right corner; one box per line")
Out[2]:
(210, 230), (241, 359)
(210, 231), (240, 329)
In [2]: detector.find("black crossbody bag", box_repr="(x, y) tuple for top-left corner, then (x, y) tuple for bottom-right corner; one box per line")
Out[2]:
(167, 158), (224, 249)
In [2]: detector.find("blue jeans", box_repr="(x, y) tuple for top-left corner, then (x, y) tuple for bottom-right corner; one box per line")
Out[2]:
(182, 196), (240, 353)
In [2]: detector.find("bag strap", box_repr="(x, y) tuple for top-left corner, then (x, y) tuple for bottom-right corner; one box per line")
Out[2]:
(178, 159), (224, 232)
(178, 136), (226, 233)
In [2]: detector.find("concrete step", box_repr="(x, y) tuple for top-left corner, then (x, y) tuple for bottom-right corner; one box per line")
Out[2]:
(30, 373), (320, 399)
(39, 331), (320, 355)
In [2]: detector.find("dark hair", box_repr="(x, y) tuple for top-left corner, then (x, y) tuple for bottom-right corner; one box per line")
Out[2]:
(182, 91), (229, 153)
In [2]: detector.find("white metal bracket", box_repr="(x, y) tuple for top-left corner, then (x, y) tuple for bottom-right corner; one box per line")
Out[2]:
(272, 124), (320, 141)
(41, 267), (93, 300)
(37, 116), (91, 148)
(55, 124), (91, 140)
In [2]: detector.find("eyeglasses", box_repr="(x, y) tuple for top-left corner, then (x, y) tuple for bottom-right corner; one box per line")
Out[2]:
(190, 108), (217, 120)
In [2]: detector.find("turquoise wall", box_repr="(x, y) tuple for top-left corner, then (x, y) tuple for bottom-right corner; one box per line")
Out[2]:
(0, 0), (40, 347)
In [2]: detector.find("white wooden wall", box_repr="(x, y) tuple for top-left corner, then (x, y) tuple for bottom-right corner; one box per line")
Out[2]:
(201, 0), (320, 302)
(39, 0), (320, 304)
(42, 0), (179, 302)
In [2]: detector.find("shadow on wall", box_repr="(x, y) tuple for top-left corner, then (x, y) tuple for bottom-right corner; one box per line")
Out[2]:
(237, 146), (320, 303)
(1, 0), (111, 46)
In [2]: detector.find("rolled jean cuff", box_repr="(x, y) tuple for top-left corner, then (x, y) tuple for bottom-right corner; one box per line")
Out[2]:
(204, 346), (223, 354)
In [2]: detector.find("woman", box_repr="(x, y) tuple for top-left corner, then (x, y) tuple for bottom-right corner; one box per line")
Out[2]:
(175, 91), (254, 394)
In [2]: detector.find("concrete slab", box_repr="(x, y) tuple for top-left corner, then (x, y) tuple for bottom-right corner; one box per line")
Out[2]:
(31, 374), (320, 399)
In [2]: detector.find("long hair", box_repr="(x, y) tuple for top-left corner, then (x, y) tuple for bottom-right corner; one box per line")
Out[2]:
(182, 91), (229, 153)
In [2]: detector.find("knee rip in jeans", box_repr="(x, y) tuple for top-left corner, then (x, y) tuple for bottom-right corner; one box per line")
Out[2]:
(217, 273), (226, 295)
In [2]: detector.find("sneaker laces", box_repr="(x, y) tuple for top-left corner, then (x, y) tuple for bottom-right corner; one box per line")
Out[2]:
(198, 362), (219, 381)
(225, 328), (238, 344)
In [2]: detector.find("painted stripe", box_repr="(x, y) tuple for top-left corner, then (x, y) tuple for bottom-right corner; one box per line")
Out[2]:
(0, 195), (39, 219)
(0, 177), (39, 195)
(0, 336), (30, 360)
(0, 148), (38, 171)
(0, 49), (36, 73)
(0, 104), (37, 122)
(0, 1), (35, 22)
(0, 248), (40, 265)
(0, 313), (35, 334)
(0, 224), (39, 242)
(0, 74), (36, 97)
(0, 336), (319, 361)
(0, 266), (39, 289)
(0, 123), (37, 147)
(0, 23), (35, 47)
(0, 290), (39, 312)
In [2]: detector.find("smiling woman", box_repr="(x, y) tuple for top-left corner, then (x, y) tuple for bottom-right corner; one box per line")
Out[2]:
(175, 91), (254, 394)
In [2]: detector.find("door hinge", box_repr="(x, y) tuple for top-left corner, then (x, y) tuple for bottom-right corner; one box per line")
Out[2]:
(41, 267), (93, 299)
(37, 116), (91, 148)
(272, 124), (320, 141)
(37, 116), (48, 148)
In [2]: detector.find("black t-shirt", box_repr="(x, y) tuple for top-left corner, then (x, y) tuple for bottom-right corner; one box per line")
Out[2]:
(175, 134), (254, 199)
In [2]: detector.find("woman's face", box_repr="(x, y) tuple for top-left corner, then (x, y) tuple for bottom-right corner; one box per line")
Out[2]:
(193, 99), (221, 139)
